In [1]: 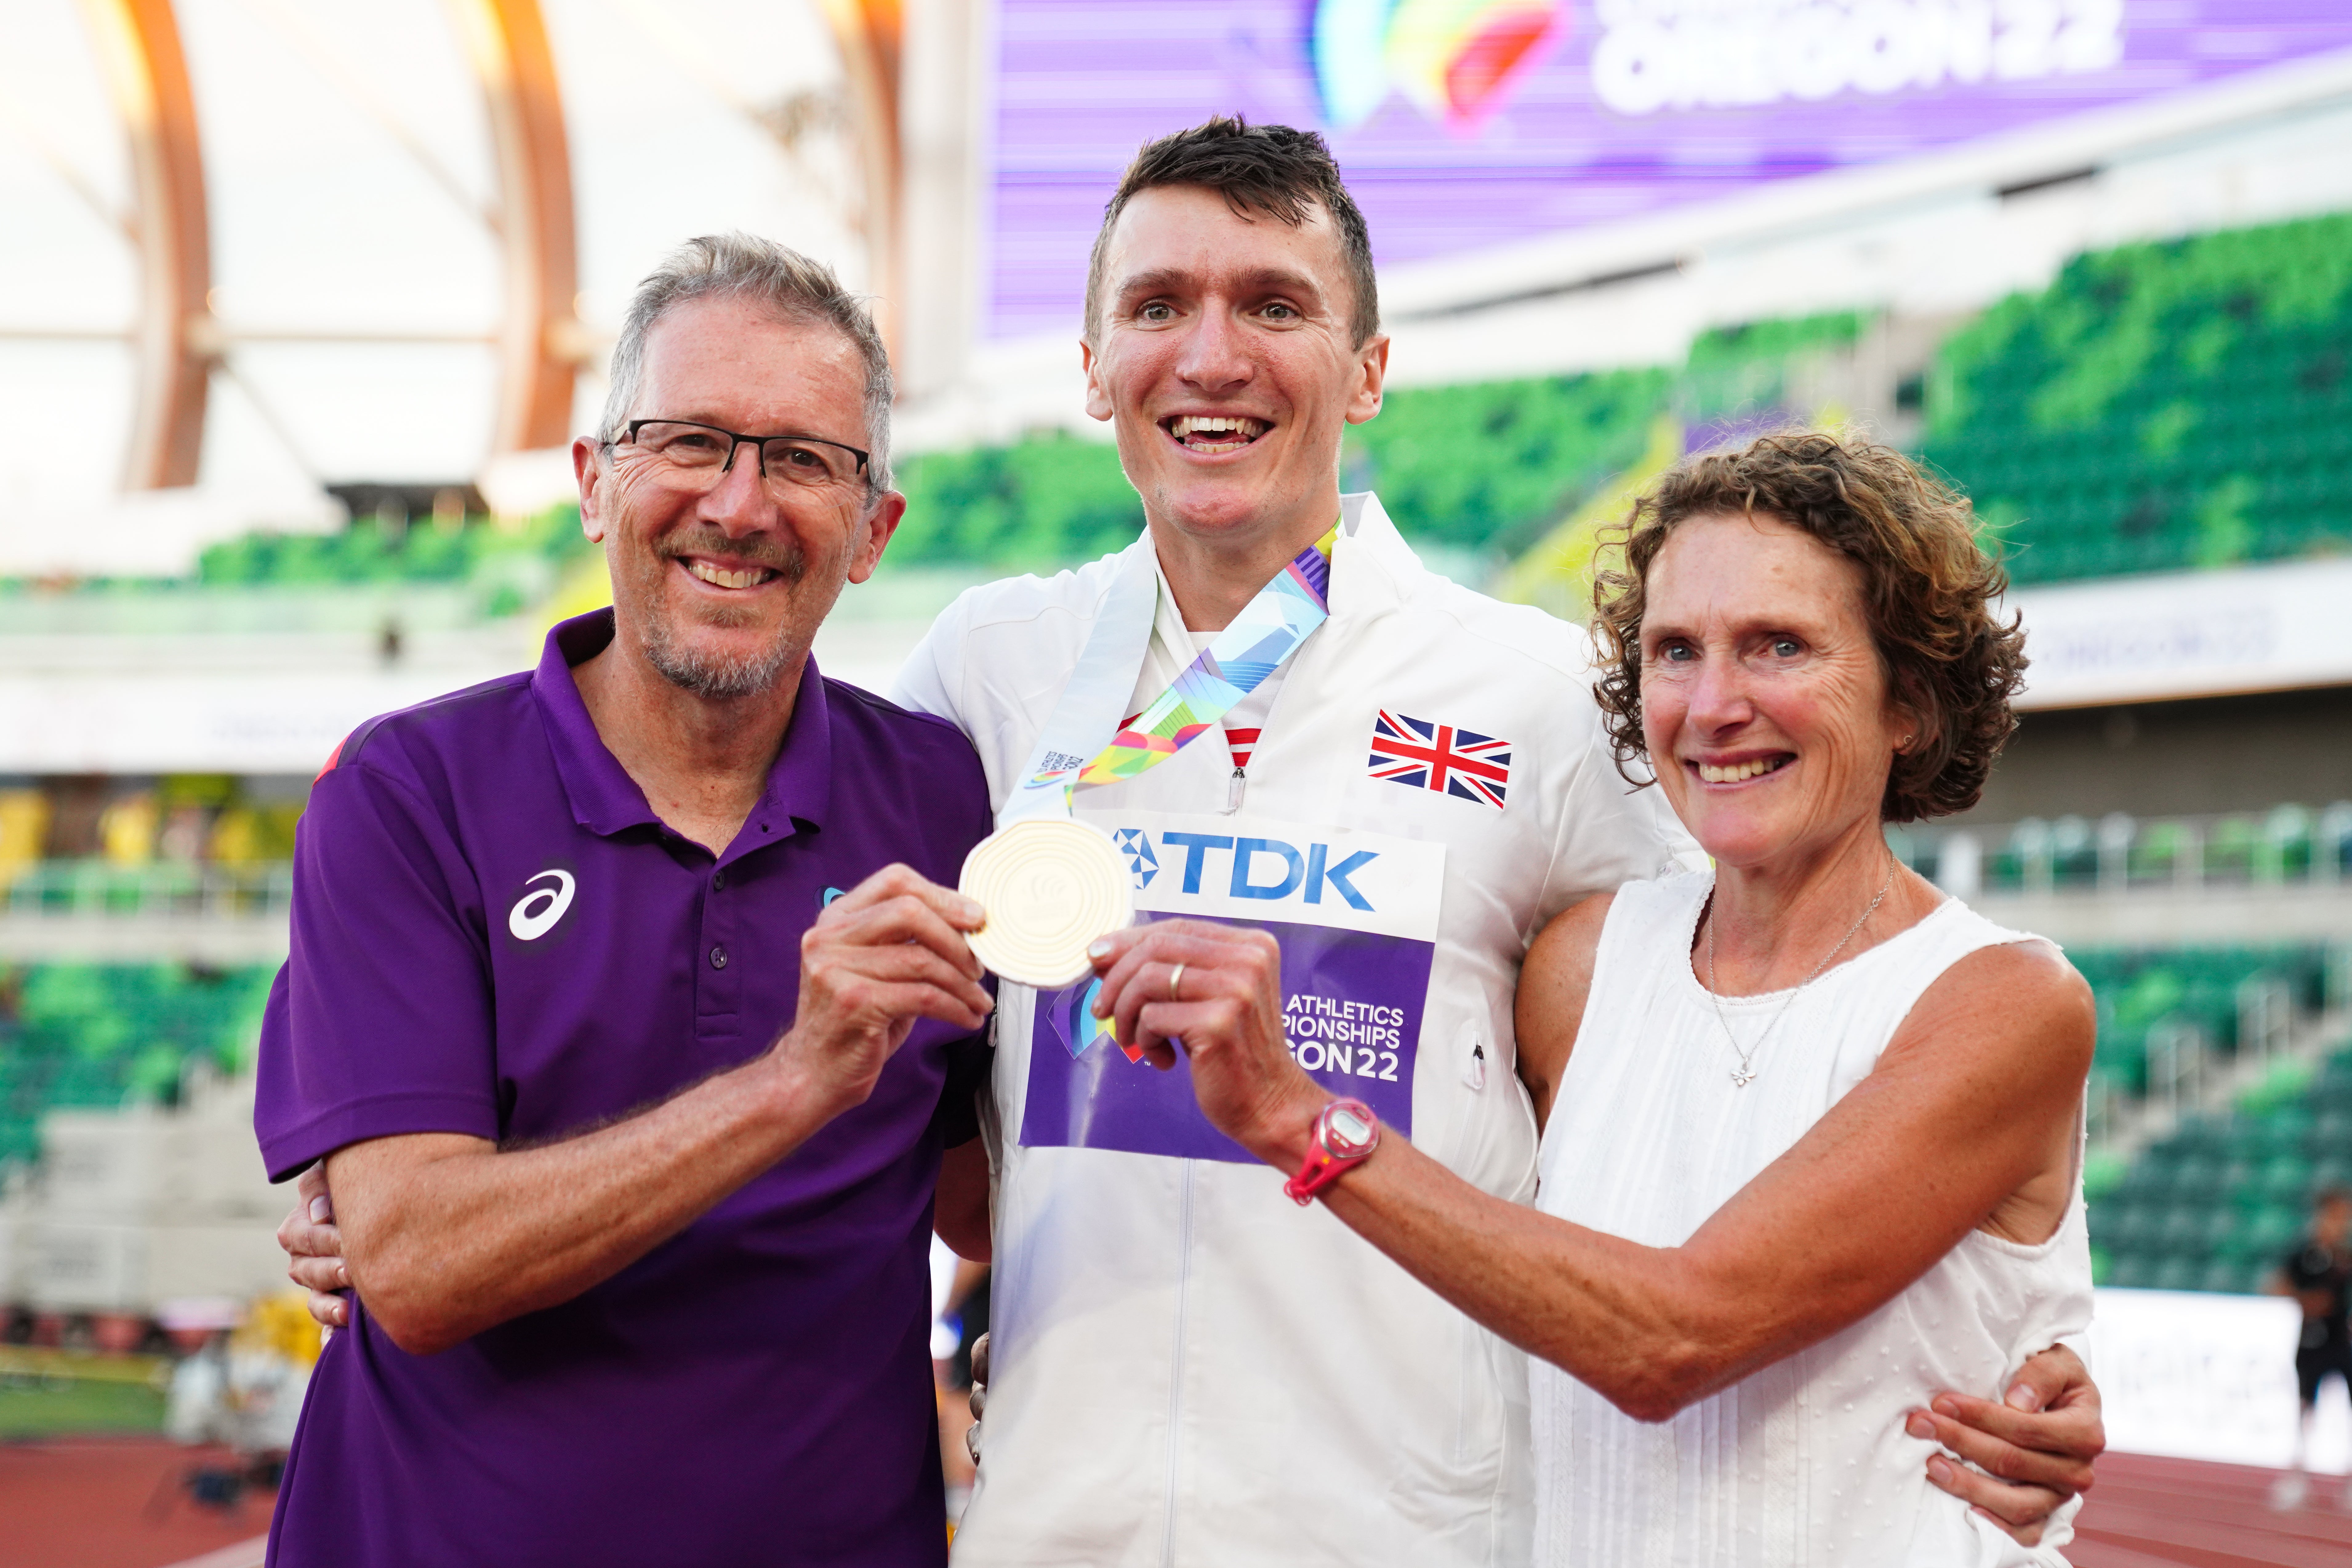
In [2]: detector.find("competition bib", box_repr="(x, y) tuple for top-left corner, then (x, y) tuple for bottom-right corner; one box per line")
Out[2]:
(1021, 808), (1445, 1163)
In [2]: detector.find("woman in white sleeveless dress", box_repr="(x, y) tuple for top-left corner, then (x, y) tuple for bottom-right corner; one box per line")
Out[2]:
(1089, 432), (2100, 1565)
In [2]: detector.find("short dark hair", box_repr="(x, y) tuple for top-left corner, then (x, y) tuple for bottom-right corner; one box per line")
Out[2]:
(1591, 431), (2028, 825)
(1084, 116), (1379, 348)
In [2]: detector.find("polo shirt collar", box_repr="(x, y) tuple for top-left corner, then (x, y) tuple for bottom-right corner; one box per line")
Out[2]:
(530, 609), (834, 861)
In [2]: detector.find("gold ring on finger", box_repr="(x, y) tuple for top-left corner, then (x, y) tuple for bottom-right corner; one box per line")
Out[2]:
(1166, 962), (1185, 1002)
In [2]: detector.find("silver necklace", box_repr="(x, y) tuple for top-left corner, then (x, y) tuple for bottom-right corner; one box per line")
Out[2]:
(1704, 856), (1896, 1089)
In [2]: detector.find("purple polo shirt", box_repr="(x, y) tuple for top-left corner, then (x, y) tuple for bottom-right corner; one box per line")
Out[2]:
(254, 609), (993, 1568)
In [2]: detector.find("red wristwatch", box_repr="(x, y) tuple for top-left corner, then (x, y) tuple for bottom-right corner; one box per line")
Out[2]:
(1285, 1099), (1381, 1205)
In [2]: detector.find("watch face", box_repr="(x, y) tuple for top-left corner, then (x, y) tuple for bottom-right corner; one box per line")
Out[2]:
(1326, 1103), (1376, 1156)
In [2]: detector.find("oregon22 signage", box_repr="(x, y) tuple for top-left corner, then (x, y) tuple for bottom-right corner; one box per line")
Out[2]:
(987, 0), (2352, 338)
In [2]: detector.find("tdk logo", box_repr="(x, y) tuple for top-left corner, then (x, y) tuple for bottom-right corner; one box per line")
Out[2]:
(1118, 828), (1376, 910)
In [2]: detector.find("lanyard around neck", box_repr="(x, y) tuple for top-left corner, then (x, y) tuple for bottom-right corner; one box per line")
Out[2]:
(1007, 526), (1337, 819)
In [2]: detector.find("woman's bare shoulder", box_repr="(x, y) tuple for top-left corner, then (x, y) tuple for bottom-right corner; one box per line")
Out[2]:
(1527, 891), (1616, 987)
(1940, 936), (2091, 1019)
(1892, 934), (2096, 1082)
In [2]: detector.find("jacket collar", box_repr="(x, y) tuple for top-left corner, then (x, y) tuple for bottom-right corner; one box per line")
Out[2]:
(1328, 491), (1419, 622)
(1130, 489), (1423, 629)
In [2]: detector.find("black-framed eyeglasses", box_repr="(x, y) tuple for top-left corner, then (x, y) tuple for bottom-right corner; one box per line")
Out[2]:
(608, 419), (870, 492)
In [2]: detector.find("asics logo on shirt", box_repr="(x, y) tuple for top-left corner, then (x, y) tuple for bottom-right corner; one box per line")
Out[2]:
(509, 870), (576, 940)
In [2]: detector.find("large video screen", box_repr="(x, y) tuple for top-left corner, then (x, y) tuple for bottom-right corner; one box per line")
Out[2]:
(987, 0), (2352, 339)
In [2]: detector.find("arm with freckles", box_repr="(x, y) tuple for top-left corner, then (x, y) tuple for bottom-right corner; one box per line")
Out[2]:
(1334, 924), (2090, 1419)
(1089, 904), (2102, 1539)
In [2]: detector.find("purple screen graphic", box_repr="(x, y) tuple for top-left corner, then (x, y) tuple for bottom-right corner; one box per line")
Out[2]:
(1022, 914), (1433, 1163)
(989, 2), (2352, 339)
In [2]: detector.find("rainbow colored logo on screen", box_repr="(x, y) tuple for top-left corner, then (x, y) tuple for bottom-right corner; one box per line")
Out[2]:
(1312, 0), (1566, 133)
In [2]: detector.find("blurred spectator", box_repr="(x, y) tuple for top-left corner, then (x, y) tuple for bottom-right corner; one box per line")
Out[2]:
(2268, 1185), (2352, 1510)
(100, 791), (158, 865)
(164, 1328), (234, 1447)
(162, 1291), (317, 1460)
(157, 801), (209, 864)
(0, 788), (45, 876)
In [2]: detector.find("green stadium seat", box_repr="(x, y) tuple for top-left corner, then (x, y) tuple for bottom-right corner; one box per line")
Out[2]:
(2197, 1258), (2260, 1295)
(2244, 1205), (2304, 1264)
(0, 962), (276, 1170)
(2155, 1207), (2216, 1261)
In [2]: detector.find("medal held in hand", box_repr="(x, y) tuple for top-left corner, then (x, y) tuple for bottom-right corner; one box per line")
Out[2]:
(959, 818), (1134, 989)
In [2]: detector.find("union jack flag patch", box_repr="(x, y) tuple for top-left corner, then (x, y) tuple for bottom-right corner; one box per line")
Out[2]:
(1367, 711), (1512, 810)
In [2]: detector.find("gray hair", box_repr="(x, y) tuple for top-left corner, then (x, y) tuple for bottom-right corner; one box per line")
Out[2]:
(598, 233), (894, 491)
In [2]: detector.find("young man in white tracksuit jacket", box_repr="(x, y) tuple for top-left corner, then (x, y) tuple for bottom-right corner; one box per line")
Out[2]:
(893, 120), (2104, 1568)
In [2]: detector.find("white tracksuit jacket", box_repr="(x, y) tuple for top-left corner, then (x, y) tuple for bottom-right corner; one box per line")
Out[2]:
(890, 493), (1694, 1568)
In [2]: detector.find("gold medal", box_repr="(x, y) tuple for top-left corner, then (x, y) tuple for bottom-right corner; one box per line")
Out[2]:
(959, 818), (1134, 988)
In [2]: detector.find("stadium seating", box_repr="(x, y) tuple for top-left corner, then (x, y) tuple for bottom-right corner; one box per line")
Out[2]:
(0, 774), (304, 912)
(1919, 212), (2352, 584)
(888, 434), (1145, 571)
(7, 219), (2338, 597)
(887, 212), (2350, 584)
(0, 964), (275, 1169)
(2090, 1041), (2352, 1293)
(192, 503), (591, 604)
(2065, 945), (2330, 1098)
(1333, 367), (1670, 557)
(1889, 805), (2352, 896)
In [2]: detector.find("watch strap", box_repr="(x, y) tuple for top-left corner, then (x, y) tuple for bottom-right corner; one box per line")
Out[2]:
(1284, 1100), (1380, 1205)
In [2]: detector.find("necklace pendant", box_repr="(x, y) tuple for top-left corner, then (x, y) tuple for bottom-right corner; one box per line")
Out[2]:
(1730, 1068), (1756, 1088)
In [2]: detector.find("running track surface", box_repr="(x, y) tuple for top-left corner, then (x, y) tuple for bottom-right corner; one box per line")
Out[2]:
(2073, 1452), (2352, 1568)
(2, 1439), (2347, 1567)
(0, 1436), (270, 1568)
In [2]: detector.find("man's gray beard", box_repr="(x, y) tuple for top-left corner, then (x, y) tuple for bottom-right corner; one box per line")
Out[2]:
(642, 614), (799, 700)
(630, 534), (813, 700)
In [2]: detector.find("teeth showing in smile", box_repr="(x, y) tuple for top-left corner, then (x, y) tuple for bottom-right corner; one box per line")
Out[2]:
(686, 560), (775, 590)
(1168, 414), (1268, 451)
(1697, 757), (1787, 784)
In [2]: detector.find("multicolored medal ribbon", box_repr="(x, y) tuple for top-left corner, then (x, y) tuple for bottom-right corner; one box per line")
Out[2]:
(1021, 527), (1335, 802)
(965, 527), (1337, 990)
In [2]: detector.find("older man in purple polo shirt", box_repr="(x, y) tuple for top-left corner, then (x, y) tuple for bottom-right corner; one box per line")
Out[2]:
(254, 235), (997, 1567)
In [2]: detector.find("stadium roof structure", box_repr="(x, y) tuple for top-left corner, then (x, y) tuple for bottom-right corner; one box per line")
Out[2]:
(0, 0), (958, 576)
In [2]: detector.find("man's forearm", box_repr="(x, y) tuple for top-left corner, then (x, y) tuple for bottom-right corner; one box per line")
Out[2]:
(331, 1052), (840, 1355)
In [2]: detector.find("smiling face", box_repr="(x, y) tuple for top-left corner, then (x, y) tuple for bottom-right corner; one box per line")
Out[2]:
(1082, 183), (1386, 554)
(1639, 511), (1915, 870)
(574, 295), (902, 700)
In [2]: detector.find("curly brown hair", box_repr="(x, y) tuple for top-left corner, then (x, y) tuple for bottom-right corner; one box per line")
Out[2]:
(1590, 430), (2027, 824)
